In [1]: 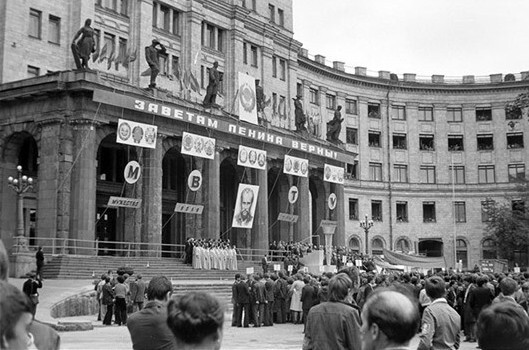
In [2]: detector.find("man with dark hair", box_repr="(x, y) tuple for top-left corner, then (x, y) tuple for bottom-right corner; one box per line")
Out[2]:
(144, 39), (166, 89)
(418, 276), (461, 350)
(130, 274), (147, 312)
(303, 274), (362, 350)
(263, 273), (275, 326)
(22, 272), (42, 315)
(492, 277), (525, 312)
(126, 276), (176, 350)
(101, 276), (114, 326)
(477, 302), (529, 350)
(251, 273), (266, 327)
(235, 274), (251, 327)
(231, 273), (241, 327)
(361, 289), (420, 350)
(35, 246), (44, 279)
(274, 271), (289, 323)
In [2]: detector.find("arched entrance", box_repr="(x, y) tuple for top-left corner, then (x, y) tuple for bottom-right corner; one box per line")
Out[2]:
(161, 147), (188, 253)
(418, 239), (443, 257)
(309, 176), (325, 246)
(220, 157), (240, 246)
(456, 238), (468, 269)
(268, 166), (289, 243)
(96, 133), (137, 255)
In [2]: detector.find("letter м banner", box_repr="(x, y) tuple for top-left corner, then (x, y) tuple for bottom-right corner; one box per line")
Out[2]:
(238, 72), (258, 125)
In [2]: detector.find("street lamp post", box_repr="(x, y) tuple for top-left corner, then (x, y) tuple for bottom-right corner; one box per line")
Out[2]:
(359, 214), (374, 255)
(7, 165), (34, 252)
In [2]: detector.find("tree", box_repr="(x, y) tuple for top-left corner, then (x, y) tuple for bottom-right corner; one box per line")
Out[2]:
(483, 181), (529, 266)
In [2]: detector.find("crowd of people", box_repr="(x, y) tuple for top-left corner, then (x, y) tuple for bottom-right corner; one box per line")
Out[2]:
(184, 238), (238, 270)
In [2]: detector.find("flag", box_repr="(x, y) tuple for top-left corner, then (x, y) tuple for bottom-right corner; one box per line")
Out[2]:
(122, 48), (130, 68)
(141, 68), (151, 76)
(92, 45), (100, 62)
(172, 63), (181, 80)
(190, 71), (200, 93)
(264, 95), (271, 107)
(182, 69), (190, 89)
(107, 46), (115, 70)
(193, 50), (200, 65)
(128, 48), (138, 62)
(98, 43), (108, 63)
(114, 49), (124, 70)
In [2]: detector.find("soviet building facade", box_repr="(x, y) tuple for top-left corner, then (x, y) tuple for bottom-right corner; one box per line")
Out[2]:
(0, 0), (528, 268)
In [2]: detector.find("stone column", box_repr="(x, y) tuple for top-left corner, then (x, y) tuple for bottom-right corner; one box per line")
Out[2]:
(295, 175), (310, 243)
(141, 135), (163, 257)
(69, 120), (97, 252)
(335, 183), (345, 247)
(204, 148), (221, 239)
(251, 168), (268, 252)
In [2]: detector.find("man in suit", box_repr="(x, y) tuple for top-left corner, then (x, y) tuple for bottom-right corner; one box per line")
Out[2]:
(264, 273), (275, 326)
(127, 276), (177, 350)
(251, 273), (266, 327)
(274, 271), (289, 323)
(235, 274), (251, 327)
(231, 273), (241, 327)
(301, 276), (316, 332)
(130, 274), (147, 312)
(22, 273), (42, 315)
(261, 255), (269, 274)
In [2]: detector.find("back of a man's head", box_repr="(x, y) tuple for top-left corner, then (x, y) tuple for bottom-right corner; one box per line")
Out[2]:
(328, 273), (352, 302)
(363, 289), (420, 345)
(425, 276), (446, 300)
(500, 277), (518, 296)
(477, 302), (529, 350)
(147, 276), (172, 301)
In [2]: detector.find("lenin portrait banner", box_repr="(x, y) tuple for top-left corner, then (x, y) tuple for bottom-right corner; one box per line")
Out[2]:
(231, 184), (260, 229)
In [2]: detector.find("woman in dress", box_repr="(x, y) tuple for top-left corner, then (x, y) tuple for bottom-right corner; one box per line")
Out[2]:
(72, 19), (96, 69)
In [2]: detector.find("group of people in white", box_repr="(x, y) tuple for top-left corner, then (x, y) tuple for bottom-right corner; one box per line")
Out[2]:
(191, 241), (238, 270)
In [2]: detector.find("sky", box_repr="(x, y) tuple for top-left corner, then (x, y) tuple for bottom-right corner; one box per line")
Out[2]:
(292, 0), (529, 78)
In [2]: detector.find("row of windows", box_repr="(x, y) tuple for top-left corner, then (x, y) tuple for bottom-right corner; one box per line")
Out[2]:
(365, 163), (526, 183)
(346, 128), (525, 151)
(387, 105), (521, 122)
(268, 4), (285, 27)
(28, 8), (61, 44)
(348, 199), (524, 223)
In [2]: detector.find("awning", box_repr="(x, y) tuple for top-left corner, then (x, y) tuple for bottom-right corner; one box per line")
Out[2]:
(382, 248), (447, 269)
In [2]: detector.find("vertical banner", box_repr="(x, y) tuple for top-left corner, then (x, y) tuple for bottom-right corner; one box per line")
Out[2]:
(238, 72), (258, 125)
(324, 163), (345, 184)
(232, 184), (260, 228)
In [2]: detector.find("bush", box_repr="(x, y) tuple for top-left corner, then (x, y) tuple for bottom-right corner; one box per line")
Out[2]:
(116, 266), (134, 276)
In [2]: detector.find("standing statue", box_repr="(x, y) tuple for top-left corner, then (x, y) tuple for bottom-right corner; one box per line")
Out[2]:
(203, 61), (221, 107)
(71, 19), (96, 70)
(327, 105), (344, 143)
(255, 79), (264, 112)
(293, 95), (306, 132)
(145, 39), (166, 89)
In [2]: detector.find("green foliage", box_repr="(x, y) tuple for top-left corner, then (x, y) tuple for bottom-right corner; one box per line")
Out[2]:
(484, 183), (529, 262)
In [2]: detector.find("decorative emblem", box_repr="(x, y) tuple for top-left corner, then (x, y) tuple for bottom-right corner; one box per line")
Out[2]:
(118, 122), (131, 141)
(239, 82), (256, 112)
(144, 127), (156, 145)
(132, 126), (144, 143)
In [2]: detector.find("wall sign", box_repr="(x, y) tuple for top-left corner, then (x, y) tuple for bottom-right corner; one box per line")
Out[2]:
(124, 161), (141, 184)
(187, 170), (202, 191)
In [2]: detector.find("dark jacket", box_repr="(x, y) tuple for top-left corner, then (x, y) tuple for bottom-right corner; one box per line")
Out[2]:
(253, 280), (266, 303)
(468, 286), (493, 318)
(265, 279), (275, 302)
(235, 279), (250, 304)
(274, 278), (289, 299)
(130, 279), (147, 303)
(101, 283), (114, 305)
(301, 284), (316, 311)
(127, 300), (177, 350)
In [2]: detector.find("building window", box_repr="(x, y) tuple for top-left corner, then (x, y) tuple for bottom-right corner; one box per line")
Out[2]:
(420, 166), (436, 184)
(507, 133), (524, 149)
(272, 93), (277, 114)
(326, 94), (336, 110)
(309, 88), (319, 105)
(372, 238), (384, 256)
(346, 128), (358, 144)
(477, 134), (494, 151)
(272, 56), (277, 77)
(508, 164), (526, 181)
(392, 105), (406, 120)
(506, 106), (522, 120)
(172, 9), (180, 35)
(447, 107), (463, 122)
(27, 65), (40, 78)
(396, 238), (410, 252)
(345, 99), (357, 115)
(448, 135), (464, 151)
(346, 161), (358, 179)
(476, 107), (492, 121)
(120, 0), (129, 16)
(478, 165), (495, 183)
(454, 201), (466, 223)
(48, 15), (61, 44)
(456, 239), (468, 269)
(396, 202), (408, 222)
(152, 2), (158, 27)
(104, 33), (115, 57)
(118, 37), (127, 64)
(449, 166), (465, 184)
(279, 59), (286, 81)
(368, 103), (380, 118)
(243, 43), (247, 64)
(29, 9), (42, 39)
(418, 107), (433, 121)
(482, 239), (497, 259)
(172, 56), (180, 78)
(278, 8), (284, 26)
(369, 163), (382, 182)
(349, 237), (360, 252)
(423, 202), (436, 222)
(419, 134), (434, 151)
(368, 131), (381, 148)
(393, 133), (407, 149)
(394, 164), (408, 183)
(371, 200), (382, 221)
(268, 4), (275, 23)
(160, 5), (170, 31)
(348, 199), (358, 220)
(158, 53), (168, 75)
(201, 22), (224, 52)
(250, 45), (258, 67)
(279, 95), (286, 117)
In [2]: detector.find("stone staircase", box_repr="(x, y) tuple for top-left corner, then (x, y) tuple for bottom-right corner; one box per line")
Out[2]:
(41, 255), (261, 281)
(172, 282), (235, 312)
